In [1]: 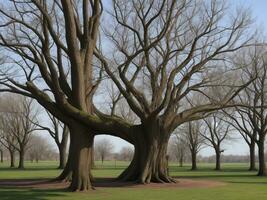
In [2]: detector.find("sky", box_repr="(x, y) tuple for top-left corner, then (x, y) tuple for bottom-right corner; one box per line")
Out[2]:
(37, 1), (267, 156)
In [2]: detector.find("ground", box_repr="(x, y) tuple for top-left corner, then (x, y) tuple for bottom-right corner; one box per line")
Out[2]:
(0, 161), (266, 200)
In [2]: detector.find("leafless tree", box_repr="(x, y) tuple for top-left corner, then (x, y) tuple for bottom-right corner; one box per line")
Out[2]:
(94, 139), (114, 164)
(179, 121), (204, 170)
(202, 114), (232, 170)
(0, 128), (16, 167)
(228, 46), (267, 176)
(35, 111), (69, 169)
(169, 134), (189, 167)
(27, 134), (57, 163)
(0, 0), (256, 188)
(96, 0), (255, 183)
(118, 146), (134, 161)
(0, 96), (37, 169)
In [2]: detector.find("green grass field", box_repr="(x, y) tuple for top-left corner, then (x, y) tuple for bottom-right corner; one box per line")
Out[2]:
(0, 161), (266, 200)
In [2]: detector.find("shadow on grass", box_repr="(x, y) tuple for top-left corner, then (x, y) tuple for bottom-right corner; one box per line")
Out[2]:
(0, 188), (67, 200)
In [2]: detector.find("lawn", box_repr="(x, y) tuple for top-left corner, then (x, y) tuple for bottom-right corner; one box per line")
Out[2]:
(0, 161), (266, 200)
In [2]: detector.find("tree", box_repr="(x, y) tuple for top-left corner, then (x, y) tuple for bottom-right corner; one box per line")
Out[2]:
(0, 129), (16, 167)
(35, 111), (69, 169)
(182, 121), (204, 170)
(27, 134), (55, 163)
(97, 0), (255, 183)
(202, 114), (232, 170)
(118, 146), (134, 161)
(4, 96), (37, 169)
(0, 0), (255, 188)
(169, 134), (189, 167)
(95, 139), (114, 164)
(223, 109), (257, 171)
(0, 148), (3, 163)
(228, 46), (267, 176)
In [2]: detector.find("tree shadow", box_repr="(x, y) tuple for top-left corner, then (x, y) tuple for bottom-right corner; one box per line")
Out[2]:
(0, 188), (67, 200)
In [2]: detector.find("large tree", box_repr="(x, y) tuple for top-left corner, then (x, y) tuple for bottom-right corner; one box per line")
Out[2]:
(97, 0), (255, 183)
(0, 0), (256, 189)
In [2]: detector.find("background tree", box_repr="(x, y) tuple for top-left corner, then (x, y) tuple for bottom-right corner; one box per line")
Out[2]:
(229, 46), (267, 176)
(27, 134), (56, 163)
(181, 121), (204, 170)
(35, 111), (69, 169)
(202, 114), (232, 170)
(3, 96), (37, 169)
(95, 139), (114, 164)
(169, 134), (189, 167)
(118, 146), (134, 162)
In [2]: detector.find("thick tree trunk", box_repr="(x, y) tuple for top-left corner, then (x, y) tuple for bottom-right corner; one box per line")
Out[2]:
(215, 150), (221, 171)
(118, 124), (174, 183)
(9, 150), (15, 168)
(257, 139), (266, 176)
(18, 148), (25, 169)
(249, 142), (256, 171)
(68, 124), (94, 191)
(191, 150), (197, 170)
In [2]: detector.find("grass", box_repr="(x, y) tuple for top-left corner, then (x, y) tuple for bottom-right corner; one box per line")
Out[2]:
(0, 161), (267, 200)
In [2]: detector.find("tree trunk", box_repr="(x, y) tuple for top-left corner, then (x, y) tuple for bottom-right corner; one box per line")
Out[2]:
(257, 138), (266, 176)
(9, 150), (15, 168)
(18, 148), (25, 169)
(191, 150), (197, 170)
(215, 150), (221, 171)
(249, 142), (256, 171)
(0, 149), (3, 163)
(58, 143), (67, 169)
(68, 124), (94, 191)
(118, 123), (174, 183)
(179, 156), (183, 167)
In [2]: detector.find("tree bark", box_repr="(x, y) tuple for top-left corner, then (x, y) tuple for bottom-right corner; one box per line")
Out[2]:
(179, 156), (183, 167)
(249, 142), (256, 171)
(68, 124), (94, 191)
(118, 123), (174, 183)
(18, 148), (25, 169)
(58, 142), (68, 169)
(215, 150), (221, 171)
(191, 149), (197, 170)
(257, 138), (266, 176)
(9, 150), (15, 168)
(0, 149), (3, 163)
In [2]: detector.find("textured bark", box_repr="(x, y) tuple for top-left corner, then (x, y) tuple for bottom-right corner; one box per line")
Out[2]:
(67, 124), (94, 191)
(9, 150), (15, 168)
(18, 148), (25, 169)
(257, 139), (266, 176)
(0, 150), (3, 163)
(118, 123), (174, 183)
(191, 150), (197, 170)
(215, 150), (221, 171)
(249, 142), (256, 171)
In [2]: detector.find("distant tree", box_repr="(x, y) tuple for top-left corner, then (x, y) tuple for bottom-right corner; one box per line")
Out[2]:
(34, 111), (69, 169)
(119, 146), (134, 161)
(169, 133), (189, 167)
(2, 96), (38, 169)
(95, 139), (114, 164)
(202, 114), (232, 170)
(183, 121), (204, 170)
(27, 135), (56, 163)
